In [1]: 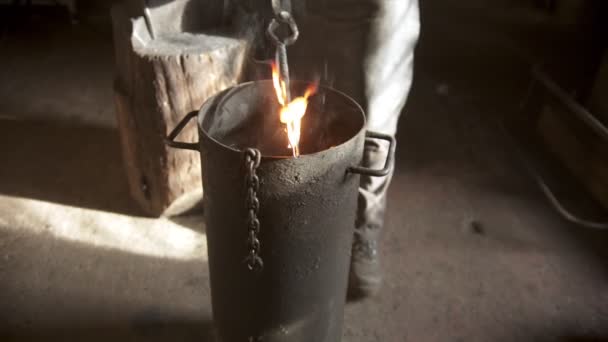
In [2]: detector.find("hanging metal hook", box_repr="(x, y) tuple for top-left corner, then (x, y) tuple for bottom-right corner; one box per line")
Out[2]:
(267, 0), (298, 103)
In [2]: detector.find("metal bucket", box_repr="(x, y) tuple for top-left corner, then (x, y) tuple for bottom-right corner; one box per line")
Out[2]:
(167, 80), (394, 342)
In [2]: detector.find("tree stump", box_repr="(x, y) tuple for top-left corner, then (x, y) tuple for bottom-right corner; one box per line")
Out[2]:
(111, 1), (248, 216)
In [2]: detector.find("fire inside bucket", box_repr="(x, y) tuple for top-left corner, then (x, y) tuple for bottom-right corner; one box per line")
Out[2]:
(200, 80), (365, 157)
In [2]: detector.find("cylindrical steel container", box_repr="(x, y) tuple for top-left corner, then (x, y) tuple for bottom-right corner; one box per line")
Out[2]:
(167, 81), (394, 342)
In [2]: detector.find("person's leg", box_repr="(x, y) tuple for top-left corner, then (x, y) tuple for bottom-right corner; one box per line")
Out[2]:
(271, 0), (420, 298)
(349, 0), (420, 298)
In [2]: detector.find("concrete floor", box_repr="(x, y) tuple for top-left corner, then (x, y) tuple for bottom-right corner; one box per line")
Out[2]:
(2, 1), (608, 341)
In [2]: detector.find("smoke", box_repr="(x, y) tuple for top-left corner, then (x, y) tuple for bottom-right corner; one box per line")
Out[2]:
(227, 0), (274, 79)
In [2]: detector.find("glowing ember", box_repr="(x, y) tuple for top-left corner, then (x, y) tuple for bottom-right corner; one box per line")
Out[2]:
(271, 62), (317, 158)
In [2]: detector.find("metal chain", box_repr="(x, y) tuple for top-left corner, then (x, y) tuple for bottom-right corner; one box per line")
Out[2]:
(267, 0), (299, 103)
(244, 148), (263, 272)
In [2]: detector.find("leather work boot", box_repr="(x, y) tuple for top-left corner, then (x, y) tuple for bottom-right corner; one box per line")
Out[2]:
(348, 194), (386, 300)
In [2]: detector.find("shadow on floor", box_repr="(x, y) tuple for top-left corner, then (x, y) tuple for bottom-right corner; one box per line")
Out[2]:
(3, 320), (215, 342)
(0, 118), (144, 216)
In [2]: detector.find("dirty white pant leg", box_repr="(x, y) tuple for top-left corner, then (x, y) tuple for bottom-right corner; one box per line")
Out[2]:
(358, 0), (420, 230)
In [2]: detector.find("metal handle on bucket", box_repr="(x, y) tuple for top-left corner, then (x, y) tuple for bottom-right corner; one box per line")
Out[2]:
(348, 131), (396, 177)
(166, 110), (199, 151)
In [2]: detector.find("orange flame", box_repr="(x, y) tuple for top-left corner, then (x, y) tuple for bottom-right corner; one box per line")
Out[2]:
(271, 62), (317, 158)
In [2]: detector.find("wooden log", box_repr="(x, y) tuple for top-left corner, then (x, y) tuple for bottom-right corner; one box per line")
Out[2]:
(111, 2), (248, 216)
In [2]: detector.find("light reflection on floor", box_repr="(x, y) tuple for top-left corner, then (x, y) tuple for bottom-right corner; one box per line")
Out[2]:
(0, 194), (207, 261)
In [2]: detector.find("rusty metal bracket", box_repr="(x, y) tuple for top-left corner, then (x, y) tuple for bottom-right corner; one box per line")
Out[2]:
(166, 110), (199, 151)
(348, 131), (396, 177)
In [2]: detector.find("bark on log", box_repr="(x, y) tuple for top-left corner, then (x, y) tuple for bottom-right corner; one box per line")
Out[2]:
(111, 2), (248, 216)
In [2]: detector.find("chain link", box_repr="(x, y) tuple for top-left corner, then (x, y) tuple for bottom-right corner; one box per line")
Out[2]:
(244, 148), (263, 272)
(267, 11), (299, 46)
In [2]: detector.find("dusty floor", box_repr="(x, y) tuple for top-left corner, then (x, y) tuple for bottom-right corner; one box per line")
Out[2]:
(1, 1), (608, 341)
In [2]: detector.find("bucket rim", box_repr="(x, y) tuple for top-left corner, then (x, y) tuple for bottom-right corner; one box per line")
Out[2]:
(197, 80), (367, 160)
